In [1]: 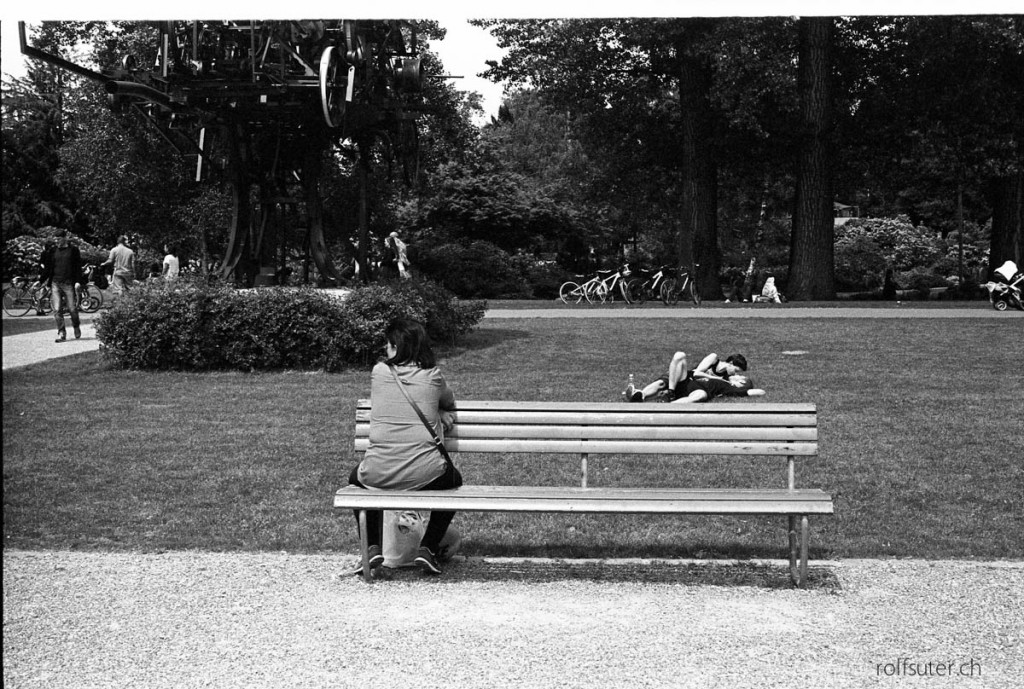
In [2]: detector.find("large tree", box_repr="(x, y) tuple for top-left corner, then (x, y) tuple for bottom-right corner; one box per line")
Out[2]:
(674, 20), (722, 297)
(788, 17), (836, 300)
(2, 22), (97, 241)
(838, 16), (1024, 275)
(477, 18), (724, 289)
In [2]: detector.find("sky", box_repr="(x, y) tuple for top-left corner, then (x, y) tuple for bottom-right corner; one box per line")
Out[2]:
(2, 2), (1019, 124)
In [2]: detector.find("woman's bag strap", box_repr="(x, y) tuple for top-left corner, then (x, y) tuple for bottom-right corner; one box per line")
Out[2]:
(387, 364), (454, 466)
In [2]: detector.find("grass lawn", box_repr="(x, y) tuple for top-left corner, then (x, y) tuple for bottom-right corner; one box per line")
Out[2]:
(3, 316), (1022, 561)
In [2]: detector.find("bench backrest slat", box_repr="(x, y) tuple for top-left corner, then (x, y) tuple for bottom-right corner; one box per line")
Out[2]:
(368, 400), (817, 413)
(356, 423), (816, 443)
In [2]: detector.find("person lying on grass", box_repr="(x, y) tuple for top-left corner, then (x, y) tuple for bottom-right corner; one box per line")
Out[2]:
(624, 351), (765, 403)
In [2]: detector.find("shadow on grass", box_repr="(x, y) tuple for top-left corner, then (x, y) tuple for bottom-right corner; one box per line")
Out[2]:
(368, 558), (842, 591)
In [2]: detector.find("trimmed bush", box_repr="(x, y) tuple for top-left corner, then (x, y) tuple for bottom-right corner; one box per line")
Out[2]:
(95, 277), (485, 371)
(3, 227), (107, 280)
(415, 241), (530, 298)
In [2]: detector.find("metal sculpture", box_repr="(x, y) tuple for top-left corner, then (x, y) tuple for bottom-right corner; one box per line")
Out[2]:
(19, 20), (425, 285)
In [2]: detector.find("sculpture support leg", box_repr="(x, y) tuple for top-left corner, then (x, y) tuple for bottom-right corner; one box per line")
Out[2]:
(304, 138), (342, 286)
(221, 125), (255, 285)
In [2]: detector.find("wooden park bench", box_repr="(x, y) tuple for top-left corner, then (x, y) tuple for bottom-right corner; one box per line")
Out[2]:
(335, 400), (833, 585)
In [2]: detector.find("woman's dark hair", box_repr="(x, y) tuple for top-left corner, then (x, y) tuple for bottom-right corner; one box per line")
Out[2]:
(725, 354), (748, 371)
(384, 318), (436, 369)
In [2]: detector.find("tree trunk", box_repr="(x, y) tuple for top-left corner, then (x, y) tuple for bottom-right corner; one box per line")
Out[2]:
(675, 22), (722, 299)
(987, 168), (1023, 277)
(788, 17), (836, 300)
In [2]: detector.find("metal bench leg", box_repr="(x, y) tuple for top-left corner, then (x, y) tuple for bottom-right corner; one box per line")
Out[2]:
(358, 510), (371, 583)
(788, 516), (798, 583)
(789, 515), (810, 587)
(799, 515), (809, 587)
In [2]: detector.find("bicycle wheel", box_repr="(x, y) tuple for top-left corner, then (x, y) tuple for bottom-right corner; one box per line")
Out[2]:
(660, 278), (679, 306)
(626, 279), (647, 305)
(559, 281), (582, 304)
(79, 285), (102, 313)
(581, 281), (598, 304)
(689, 280), (701, 306)
(36, 290), (53, 315)
(89, 284), (104, 309)
(3, 287), (33, 317)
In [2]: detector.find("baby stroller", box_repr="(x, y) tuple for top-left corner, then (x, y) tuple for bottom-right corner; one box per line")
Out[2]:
(982, 260), (1023, 311)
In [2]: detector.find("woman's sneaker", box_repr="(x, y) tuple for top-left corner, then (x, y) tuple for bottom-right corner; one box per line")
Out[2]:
(346, 544), (384, 576)
(414, 547), (442, 575)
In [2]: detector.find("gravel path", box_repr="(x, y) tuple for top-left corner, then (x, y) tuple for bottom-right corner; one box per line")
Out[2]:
(4, 550), (1021, 688)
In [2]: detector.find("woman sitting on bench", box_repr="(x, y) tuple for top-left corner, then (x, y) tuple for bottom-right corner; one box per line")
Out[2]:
(347, 318), (462, 576)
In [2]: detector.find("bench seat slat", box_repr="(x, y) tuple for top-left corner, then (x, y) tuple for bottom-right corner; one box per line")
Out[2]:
(334, 485), (834, 515)
(354, 438), (817, 455)
(356, 423), (817, 442)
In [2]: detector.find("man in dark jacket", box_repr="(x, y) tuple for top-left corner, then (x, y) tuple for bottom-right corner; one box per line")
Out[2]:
(40, 230), (83, 342)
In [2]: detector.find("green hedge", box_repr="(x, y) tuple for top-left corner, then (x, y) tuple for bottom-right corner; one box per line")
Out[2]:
(3, 227), (108, 280)
(95, 278), (486, 371)
(414, 240), (531, 298)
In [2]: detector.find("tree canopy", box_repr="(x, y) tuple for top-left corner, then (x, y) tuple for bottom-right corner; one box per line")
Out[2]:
(4, 16), (1022, 295)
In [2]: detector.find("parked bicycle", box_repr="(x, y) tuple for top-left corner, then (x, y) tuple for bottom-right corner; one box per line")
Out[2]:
(558, 278), (589, 304)
(2, 277), (50, 317)
(559, 264), (633, 305)
(2, 268), (104, 317)
(78, 264), (105, 313)
(658, 264), (702, 306)
(625, 264), (676, 305)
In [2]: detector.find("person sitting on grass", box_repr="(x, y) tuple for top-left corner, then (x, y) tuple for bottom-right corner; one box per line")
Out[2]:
(625, 351), (757, 402)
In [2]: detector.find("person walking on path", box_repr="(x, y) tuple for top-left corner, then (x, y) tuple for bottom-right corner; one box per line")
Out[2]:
(39, 230), (83, 343)
(101, 235), (136, 298)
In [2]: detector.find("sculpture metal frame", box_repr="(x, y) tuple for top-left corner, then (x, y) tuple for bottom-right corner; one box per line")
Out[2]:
(20, 20), (425, 285)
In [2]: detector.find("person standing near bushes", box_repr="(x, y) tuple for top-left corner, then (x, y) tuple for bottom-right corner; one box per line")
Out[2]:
(162, 245), (180, 281)
(380, 233), (400, 280)
(391, 231), (411, 279)
(40, 230), (83, 343)
(346, 318), (462, 576)
(101, 235), (136, 298)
